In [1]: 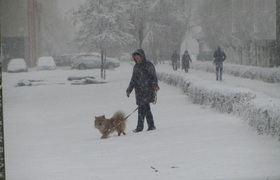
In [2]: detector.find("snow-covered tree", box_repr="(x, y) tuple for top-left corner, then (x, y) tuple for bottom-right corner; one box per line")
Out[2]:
(127, 0), (192, 61)
(73, 0), (135, 53)
(73, 0), (136, 79)
(73, 0), (192, 62)
(197, 0), (276, 67)
(198, 0), (233, 48)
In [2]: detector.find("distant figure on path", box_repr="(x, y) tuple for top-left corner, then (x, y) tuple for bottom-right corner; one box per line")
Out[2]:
(171, 50), (180, 71)
(213, 46), (227, 81)
(181, 50), (192, 73)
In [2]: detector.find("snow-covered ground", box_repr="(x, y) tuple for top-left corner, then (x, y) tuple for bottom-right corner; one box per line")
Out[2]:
(157, 61), (280, 137)
(3, 62), (280, 180)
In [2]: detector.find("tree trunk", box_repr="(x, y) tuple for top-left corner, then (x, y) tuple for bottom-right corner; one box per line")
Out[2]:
(138, 29), (143, 49)
(100, 48), (106, 80)
(276, 0), (280, 67)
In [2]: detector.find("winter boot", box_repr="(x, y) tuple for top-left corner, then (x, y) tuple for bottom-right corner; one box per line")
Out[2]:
(133, 128), (143, 133)
(147, 126), (156, 131)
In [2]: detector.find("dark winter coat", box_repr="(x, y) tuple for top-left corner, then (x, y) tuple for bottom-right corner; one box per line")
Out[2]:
(213, 47), (227, 66)
(126, 49), (159, 106)
(171, 52), (180, 63)
(181, 52), (192, 69)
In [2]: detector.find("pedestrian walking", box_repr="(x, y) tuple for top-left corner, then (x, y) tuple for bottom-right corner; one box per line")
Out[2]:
(181, 50), (192, 73)
(171, 50), (180, 71)
(126, 49), (160, 132)
(213, 46), (227, 81)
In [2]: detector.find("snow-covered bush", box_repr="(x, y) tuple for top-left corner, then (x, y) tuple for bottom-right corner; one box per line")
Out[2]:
(158, 72), (280, 138)
(191, 61), (280, 83)
(188, 84), (255, 114)
(242, 99), (280, 136)
(158, 72), (255, 114)
(17, 79), (32, 86)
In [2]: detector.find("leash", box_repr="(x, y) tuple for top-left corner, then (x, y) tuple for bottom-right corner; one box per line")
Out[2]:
(105, 91), (158, 132)
(105, 106), (139, 132)
(126, 91), (157, 117)
(124, 106), (139, 120)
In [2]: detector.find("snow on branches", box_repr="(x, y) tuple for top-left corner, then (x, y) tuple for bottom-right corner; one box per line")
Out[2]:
(73, 0), (135, 51)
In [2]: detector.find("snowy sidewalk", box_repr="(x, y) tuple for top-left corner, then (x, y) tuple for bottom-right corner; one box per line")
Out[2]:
(156, 63), (280, 137)
(156, 63), (280, 100)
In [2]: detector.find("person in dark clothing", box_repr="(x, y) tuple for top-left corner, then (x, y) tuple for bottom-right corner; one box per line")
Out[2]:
(171, 50), (180, 71)
(213, 46), (227, 81)
(126, 49), (160, 132)
(181, 50), (192, 73)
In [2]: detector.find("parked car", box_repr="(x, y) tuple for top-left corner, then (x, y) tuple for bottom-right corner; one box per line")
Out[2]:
(118, 52), (131, 62)
(53, 54), (75, 66)
(71, 53), (120, 70)
(37, 56), (56, 70)
(7, 58), (28, 72)
(196, 51), (214, 61)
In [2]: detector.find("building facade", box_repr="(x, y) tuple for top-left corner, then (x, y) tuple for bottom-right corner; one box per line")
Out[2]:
(1, 0), (58, 69)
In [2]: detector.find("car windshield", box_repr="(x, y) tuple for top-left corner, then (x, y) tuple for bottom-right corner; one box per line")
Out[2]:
(38, 58), (54, 64)
(9, 59), (26, 65)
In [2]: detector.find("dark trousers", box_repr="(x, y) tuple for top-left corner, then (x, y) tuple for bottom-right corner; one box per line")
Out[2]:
(137, 103), (155, 130)
(215, 63), (223, 80)
(172, 61), (177, 70)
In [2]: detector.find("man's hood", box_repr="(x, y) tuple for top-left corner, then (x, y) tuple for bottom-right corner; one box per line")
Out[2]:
(132, 49), (147, 63)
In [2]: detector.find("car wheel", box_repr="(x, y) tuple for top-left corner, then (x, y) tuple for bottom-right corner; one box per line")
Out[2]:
(78, 64), (86, 70)
(106, 63), (115, 69)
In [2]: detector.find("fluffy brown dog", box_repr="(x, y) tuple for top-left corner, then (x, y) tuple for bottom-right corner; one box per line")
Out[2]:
(94, 111), (126, 139)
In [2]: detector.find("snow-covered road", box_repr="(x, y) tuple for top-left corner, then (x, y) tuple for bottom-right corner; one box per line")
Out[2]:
(3, 62), (280, 180)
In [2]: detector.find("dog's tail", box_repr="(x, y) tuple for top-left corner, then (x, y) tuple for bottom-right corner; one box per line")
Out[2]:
(112, 111), (126, 121)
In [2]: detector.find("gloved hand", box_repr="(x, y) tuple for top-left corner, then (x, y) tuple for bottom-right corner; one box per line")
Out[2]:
(126, 93), (130, 97)
(154, 86), (160, 91)
(213, 58), (217, 64)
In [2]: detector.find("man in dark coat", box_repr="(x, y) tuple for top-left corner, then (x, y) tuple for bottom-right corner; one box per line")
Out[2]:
(126, 49), (160, 132)
(213, 46), (227, 81)
(181, 50), (192, 73)
(171, 50), (180, 71)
